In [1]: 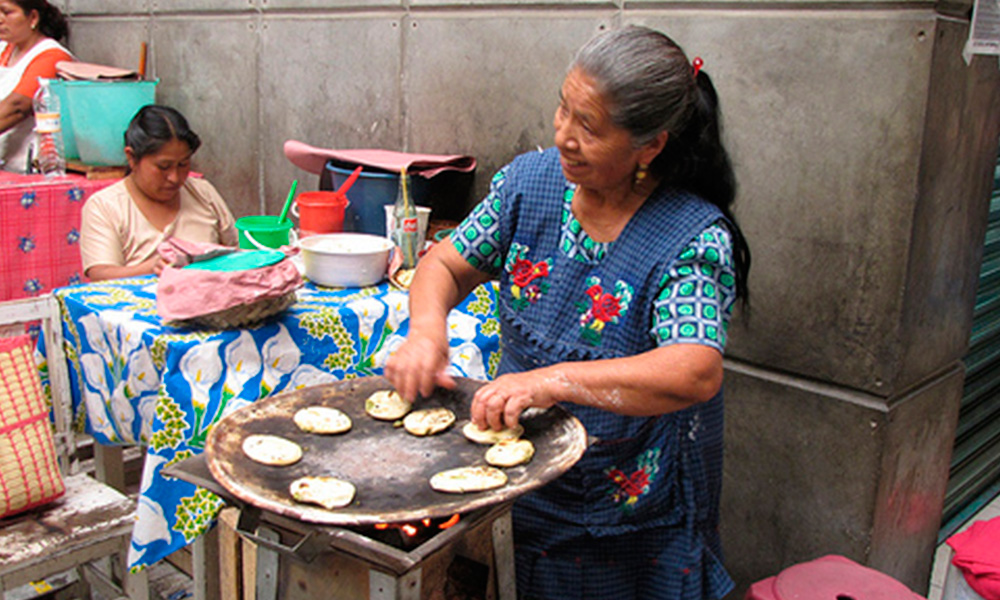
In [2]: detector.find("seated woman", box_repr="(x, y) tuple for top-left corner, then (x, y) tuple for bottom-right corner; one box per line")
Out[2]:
(81, 105), (238, 281)
(0, 0), (73, 173)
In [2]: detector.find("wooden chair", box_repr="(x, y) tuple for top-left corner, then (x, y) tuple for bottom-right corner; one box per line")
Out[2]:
(0, 295), (149, 600)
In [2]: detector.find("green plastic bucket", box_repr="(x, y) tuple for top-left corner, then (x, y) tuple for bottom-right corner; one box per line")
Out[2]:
(60, 79), (158, 166)
(235, 216), (294, 250)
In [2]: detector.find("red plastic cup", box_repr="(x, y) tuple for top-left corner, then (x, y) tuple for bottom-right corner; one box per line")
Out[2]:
(294, 191), (349, 237)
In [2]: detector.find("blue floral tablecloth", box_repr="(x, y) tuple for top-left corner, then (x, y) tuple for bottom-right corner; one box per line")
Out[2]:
(52, 275), (501, 571)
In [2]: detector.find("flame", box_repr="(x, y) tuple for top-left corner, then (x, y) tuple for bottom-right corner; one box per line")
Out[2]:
(371, 513), (461, 536)
(439, 514), (461, 530)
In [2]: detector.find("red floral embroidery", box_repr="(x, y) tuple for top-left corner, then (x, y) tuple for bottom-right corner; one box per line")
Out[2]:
(578, 280), (630, 345)
(605, 448), (661, 511)
(607, 468), (651, 500)
(512, 258), (549, 287)
(508, 255), (552, 311)
(587, 285), (622, 322)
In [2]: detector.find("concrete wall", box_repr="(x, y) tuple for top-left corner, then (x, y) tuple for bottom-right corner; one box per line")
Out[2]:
(60, 0), (1000, 595)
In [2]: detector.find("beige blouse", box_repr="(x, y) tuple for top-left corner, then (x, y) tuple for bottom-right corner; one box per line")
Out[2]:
(80, 177), (238, 273)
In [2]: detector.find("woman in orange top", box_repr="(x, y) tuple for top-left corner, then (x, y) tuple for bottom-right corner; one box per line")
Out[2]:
(0, 0), (71, 173)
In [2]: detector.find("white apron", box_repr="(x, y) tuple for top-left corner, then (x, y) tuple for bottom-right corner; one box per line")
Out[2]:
(0, 38), (72, 173)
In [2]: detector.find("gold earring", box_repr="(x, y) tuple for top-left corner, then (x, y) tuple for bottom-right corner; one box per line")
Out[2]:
(634, 163), (648, 185)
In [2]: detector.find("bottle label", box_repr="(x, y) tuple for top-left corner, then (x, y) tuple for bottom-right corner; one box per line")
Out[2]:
(35, 112), (61, 134)
(400, 217), (418, 233)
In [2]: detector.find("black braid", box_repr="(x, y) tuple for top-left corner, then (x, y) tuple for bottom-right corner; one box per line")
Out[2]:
(652, 70), (751, 309)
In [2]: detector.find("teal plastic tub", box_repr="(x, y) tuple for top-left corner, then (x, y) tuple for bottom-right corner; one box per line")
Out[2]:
(59, 79), (158, 166)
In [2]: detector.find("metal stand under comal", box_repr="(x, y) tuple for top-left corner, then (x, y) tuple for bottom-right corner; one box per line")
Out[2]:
(165, 455), (517, 600)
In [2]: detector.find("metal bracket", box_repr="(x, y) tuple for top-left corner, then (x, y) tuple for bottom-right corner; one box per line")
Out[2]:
(235, 505), (329, 563)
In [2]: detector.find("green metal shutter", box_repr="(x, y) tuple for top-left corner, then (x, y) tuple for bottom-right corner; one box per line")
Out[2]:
(940, 144), (1000, 541)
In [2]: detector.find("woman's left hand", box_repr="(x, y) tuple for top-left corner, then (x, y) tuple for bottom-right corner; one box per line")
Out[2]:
(470, 369), (562, 431)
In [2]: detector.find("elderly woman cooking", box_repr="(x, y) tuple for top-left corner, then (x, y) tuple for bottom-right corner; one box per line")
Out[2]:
(386, 25), (750, 599)
(0, 0), (72, 173)
(80, 105), (237, 281)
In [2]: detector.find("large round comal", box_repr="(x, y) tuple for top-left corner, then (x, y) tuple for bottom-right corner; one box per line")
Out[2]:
(300, 233), (393, 288)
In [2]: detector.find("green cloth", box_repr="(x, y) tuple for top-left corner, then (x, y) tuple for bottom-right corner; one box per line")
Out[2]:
(183, 249), (285, 272)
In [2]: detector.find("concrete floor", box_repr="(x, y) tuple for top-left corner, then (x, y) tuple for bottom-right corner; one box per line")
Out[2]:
(100, 492), (1000, 600)
(928, 493), (1000, 600)
(11, 491), (999, 600)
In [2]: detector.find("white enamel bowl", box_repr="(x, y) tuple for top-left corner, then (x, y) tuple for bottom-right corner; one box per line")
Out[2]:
(299, 233), (393, 288)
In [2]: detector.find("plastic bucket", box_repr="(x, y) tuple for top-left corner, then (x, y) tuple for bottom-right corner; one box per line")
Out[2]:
(235, 215), (295, 250)
(325, 162), (429, 236)
(292, 191), (349, 237)
(60, 79), (158, 166)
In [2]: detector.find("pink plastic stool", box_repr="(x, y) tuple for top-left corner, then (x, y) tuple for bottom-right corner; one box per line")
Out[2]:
(745, 555), (926, 599)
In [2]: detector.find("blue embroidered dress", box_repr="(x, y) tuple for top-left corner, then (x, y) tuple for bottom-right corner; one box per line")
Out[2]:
(451, 148), (735, 600)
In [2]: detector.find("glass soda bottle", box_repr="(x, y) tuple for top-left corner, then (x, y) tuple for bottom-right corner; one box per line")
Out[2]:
(33, 79), (66, 177)
(392, 166), (420, 269)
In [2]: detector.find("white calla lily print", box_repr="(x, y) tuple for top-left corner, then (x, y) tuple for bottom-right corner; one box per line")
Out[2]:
(139, 452), (167, 495)
(179, 340), (224, 447)
(80, 352), (110, 397)
(348, 297), (386, 342)
(448, 341), (486, 380)
(372, 334), (407, 371)
(82, 388), (117, 441)
(261, 325), (300, 395)
(110, 381), (137, 444)
(223, 331), (262, 397)
(180, 341), (224, 408)
(99, 309), (143, 353)
(132, 494), (171, 547)
(205, 332), (264, 423)
(446, 311), (481, 342)
(288, 364), (338, 389)
(126, 346), (159, 395)
(382, 290), (409, 332)
(78, 313), (113, 366)
(138, 394), (158, 442)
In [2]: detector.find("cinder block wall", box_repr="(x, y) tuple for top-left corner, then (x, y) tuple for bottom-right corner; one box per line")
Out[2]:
(61, 0), (1000, 594)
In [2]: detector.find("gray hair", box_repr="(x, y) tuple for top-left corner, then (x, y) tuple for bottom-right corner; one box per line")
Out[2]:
(571, 26), (697, 147)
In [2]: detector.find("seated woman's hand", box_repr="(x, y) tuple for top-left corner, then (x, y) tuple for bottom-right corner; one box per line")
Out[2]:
(470, 369), (561, 431)
(151, 254), (171, 276)
(384, 329), (455, 402)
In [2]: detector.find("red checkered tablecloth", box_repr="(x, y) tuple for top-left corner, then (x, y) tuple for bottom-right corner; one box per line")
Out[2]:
(0, 172), (117, 301)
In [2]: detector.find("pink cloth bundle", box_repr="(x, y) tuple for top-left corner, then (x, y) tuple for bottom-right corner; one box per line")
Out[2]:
(156, 239), (302, 323)
(744, 555), (925, 599)
(948, 517), (1000, 600)
(283, 140), (476, 178)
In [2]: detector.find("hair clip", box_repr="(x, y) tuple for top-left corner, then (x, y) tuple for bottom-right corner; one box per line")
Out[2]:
(692, 57), (703, 78)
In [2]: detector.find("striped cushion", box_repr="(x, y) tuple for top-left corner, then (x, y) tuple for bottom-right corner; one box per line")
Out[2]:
(0, 334), (64, 519)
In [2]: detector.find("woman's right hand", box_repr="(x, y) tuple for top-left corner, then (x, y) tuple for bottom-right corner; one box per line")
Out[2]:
(384, 328), (455, 402)
(384, 239), (489, 402)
